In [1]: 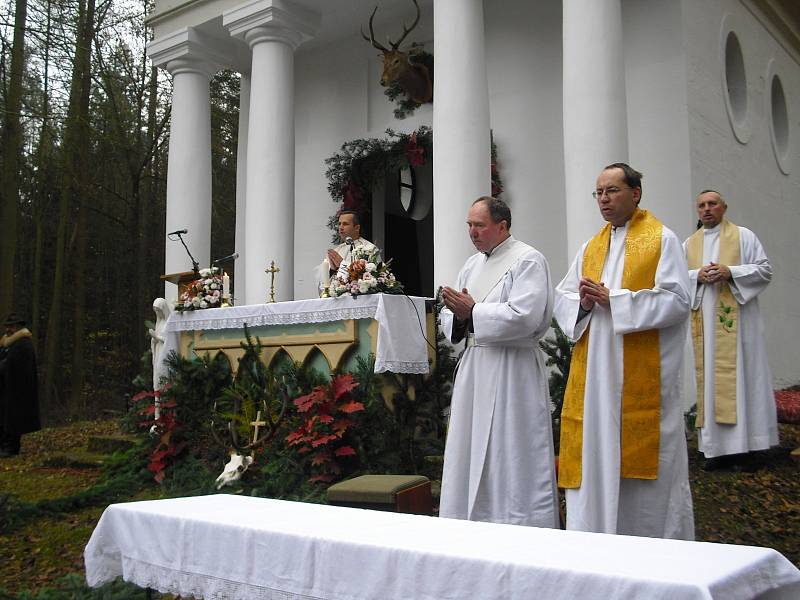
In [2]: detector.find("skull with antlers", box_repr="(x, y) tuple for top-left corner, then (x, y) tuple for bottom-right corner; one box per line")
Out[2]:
(361, 0), (433, 105)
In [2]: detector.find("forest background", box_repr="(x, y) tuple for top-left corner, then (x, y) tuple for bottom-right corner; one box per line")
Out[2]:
(0, 0), (240, 422)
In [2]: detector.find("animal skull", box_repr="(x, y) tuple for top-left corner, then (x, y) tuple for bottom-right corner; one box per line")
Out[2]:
(215, 452), (254, 489)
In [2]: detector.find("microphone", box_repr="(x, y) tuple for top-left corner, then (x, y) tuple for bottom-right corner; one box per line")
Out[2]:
(213, 252), (239, 265)
(168, 228), (188, 236)
(345, 236), (355, 250)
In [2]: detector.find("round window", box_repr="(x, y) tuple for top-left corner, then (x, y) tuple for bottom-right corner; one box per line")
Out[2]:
(721, 25), (750, 144)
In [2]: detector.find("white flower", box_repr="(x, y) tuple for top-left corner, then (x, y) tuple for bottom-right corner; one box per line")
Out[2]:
(362, 272), (374, 282)
(200, 300), (208, 309)
(199, 268), (212, 277)
(358, 280), (370, 294)
(210, 283), (218, 290)
(365, 262), (376, 273)
(184, 300), (192, 308)
(192, 297), (201, 307)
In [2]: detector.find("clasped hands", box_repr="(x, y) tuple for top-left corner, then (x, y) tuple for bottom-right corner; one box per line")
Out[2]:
(327, 249), (343, 269)
(442, 286), (476, 321)
(579, 277), (610, 311)
(697, 262), (730, 284)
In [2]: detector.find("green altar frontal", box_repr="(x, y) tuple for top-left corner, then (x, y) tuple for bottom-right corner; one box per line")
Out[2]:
(178, 317), (395, 377)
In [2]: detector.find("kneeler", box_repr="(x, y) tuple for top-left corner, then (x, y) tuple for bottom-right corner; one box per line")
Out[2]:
(327, 474), (432, 515)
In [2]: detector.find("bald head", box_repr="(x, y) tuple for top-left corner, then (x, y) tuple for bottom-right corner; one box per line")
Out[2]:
(696, 190), (727, 229)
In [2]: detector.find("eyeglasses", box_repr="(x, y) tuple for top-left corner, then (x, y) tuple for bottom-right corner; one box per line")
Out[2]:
(592, 187), (632, 199)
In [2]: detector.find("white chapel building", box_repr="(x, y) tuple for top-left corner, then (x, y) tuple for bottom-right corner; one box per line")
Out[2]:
(147, 0), (799, 386)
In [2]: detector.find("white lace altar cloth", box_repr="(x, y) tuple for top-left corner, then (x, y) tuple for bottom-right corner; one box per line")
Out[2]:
(85, 495), (800, 600)
(163, 294), (430, 374)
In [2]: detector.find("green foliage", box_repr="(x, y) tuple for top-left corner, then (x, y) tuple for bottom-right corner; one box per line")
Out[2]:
(539, 319), (574, 451)
(0, 444), (151, 534)
(161, 349), (233, 449)
(2, 574), (151, 599)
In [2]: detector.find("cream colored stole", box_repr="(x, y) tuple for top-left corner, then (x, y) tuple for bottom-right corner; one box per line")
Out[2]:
(686, 219), (740, 426)
(465, 237), (531, 302)
(559, 209), (662, 489)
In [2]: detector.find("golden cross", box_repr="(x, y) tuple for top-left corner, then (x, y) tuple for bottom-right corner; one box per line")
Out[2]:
(265, 261), (280, 303)
(250, 410), (267, 445)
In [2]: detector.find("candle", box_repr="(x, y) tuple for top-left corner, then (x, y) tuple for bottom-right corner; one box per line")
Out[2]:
(322, 257), (330, 286)
(223, 273), (230, 298)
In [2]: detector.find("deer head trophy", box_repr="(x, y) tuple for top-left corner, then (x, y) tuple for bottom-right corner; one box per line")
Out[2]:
(361, 0), (433, 105)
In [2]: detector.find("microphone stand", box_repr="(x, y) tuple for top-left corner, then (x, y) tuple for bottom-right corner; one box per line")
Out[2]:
(175, 232), (200, 276)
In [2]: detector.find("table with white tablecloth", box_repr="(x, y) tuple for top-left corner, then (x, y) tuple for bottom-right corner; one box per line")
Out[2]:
(159, 293), (431, 375)
(85, 494), (800, 600)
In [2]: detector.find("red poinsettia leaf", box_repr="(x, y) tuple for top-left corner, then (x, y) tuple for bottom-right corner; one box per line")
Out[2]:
(339, 401), (364, 414)
(332, 418), (352, 435)
(294, 386), (328, 412)
(136, 402), (156, 415)
(311, 453), (331, 466)
(286, 430), (304, 445)
(160, 399), (178, 409)
(309, 474), (334, 484)
(331, 374), (359, 400)
(150, 448), (170, 462)
(132, 390), (156, 403)
(311, 434), (339, 448)
(154, 470), (166, 484)
(318, 414), (334, 424)
(334, 446), (356, 457)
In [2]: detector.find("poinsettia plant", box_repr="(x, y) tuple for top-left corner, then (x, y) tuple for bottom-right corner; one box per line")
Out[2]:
(285, 374), (365, 483)
(133, 389), (187, 484)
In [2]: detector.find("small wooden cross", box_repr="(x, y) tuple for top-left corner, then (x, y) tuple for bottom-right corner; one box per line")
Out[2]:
(250, 410), (267, 445)
(265, 261), (280, 303)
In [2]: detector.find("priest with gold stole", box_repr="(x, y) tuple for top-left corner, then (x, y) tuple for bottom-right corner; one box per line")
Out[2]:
(554, 163), (694, 539)
(684, 190), (778, 471)
(440, 196), (558, 528)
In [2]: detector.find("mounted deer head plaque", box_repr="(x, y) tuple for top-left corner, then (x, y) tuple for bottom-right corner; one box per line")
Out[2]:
(361, 0), (433, 112)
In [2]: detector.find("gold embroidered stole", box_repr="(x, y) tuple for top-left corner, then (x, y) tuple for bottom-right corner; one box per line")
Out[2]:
(559, 209), (662, 489)
(686, 219), (740, 426)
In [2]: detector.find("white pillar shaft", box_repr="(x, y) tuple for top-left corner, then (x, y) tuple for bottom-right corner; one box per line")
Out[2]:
(234, 74), (251, 303)
(433, 0), (491, 288)
(245, 35), (295, 304)
(164, 61), (213, 297)
(563, 0), (628, 258)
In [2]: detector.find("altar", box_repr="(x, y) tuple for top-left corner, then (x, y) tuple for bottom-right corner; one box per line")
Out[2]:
(159, 294), (434, 377)
(85, 495), (800, 600)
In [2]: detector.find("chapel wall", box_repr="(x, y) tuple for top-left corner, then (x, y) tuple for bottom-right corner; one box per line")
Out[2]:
(684, 0), (800, 385)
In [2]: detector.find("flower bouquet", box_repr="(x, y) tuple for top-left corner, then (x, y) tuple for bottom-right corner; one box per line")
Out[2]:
(330, 248), (403, 298)
(175, 267), (224, 311)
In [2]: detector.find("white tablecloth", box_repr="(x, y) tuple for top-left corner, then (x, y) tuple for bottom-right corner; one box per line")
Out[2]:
(85, 495), (800, 600)
(163, 294), (431, 374)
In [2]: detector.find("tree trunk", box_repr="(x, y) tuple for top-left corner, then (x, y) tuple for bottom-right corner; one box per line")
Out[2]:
(44, 0), (94, 416)
(69, 0), (97, 418)
(0, 0), (28, 319)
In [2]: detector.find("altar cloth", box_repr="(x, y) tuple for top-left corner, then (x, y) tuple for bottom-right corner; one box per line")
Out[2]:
(85, 494), (800, 600)
(163, 294), (430, 373)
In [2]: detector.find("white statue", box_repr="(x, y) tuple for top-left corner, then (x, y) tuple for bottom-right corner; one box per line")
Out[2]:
(215, 452), (254, 489)
(148, 298), (172, 422)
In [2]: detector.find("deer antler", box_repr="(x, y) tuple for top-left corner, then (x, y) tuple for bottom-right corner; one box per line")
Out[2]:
(388, 0), (421, 50)
(361, 5), (390, 53)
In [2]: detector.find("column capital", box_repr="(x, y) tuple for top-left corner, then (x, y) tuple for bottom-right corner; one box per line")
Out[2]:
(148, 27), (227, 76)
(224, 0), (320, 50)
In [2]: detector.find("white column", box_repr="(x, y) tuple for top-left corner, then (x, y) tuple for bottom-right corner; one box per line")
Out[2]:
(234, 73), (251, 303)
(225, 1), (319, 305)
(563, 0), (629, 257)
(149, 28), (226, 299)
(433, 0), (491, 288)
(164, 56), (214, 297)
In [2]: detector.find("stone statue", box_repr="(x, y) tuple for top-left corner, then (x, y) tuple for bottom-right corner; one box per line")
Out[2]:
(149, 298), (172, 421)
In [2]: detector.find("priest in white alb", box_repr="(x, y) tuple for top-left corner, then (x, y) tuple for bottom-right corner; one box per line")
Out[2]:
(316, 210), (379, 293)
(684, 190), (778, 471)
(439, 196), (559, 528)
(554, 163), (694, 539)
